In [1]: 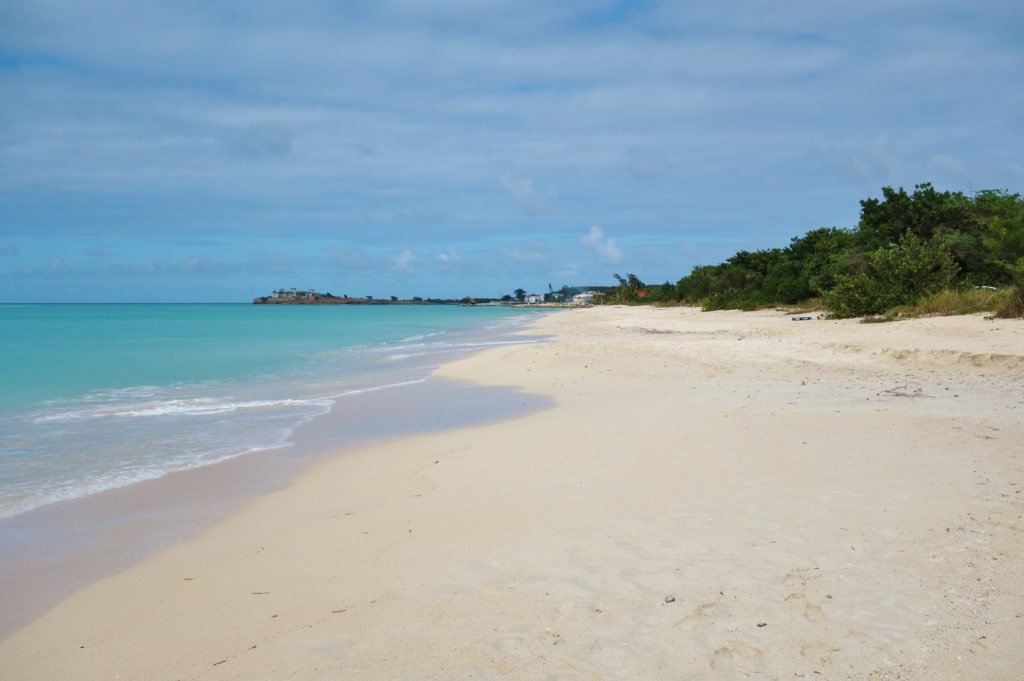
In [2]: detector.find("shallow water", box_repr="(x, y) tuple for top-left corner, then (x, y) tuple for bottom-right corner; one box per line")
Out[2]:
(0, 303), (546, 520)
(0, 304), (554, 635)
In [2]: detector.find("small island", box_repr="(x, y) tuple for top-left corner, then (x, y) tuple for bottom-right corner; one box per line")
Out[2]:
(253, 288), (426, 305)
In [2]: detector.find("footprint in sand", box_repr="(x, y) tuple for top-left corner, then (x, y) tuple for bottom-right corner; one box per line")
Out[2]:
(804, 602), (829, 623)
(785, 590), (829, 622)
(710, 641), (764, 673)
(784, 567), (818, 587)
(800, 639), (839, 666)
(672, 601), (720, 630)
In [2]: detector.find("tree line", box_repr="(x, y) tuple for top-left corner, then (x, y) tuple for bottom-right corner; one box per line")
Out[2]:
(601, 183), (1024, 318)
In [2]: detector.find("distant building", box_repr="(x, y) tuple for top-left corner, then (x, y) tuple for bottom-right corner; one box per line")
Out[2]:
(525, 293), (543, 304)
(271, 288), (317, 299)
(572, 291), (598, 305)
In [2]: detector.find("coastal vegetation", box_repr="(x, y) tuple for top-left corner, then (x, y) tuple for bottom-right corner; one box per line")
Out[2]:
(256, 184), (1021, 319)
(255, 285), (612, 307)
(600, 183), (1024, 319)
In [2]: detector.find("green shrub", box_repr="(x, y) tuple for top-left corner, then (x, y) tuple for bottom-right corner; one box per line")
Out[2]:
(900, 287), (1004, 316)
(992, 262), (1024, 318)
(820, 274), (898, 318)
(822, 231), (959, 318)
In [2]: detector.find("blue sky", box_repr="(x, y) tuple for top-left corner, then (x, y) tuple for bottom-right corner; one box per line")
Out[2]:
(1, 0), (1022, 302)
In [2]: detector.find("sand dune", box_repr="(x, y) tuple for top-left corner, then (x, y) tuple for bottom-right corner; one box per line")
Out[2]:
(3, 306), (1022, 680)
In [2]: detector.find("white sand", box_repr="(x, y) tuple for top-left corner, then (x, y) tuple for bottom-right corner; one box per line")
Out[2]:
(4, 306), (1023, 680)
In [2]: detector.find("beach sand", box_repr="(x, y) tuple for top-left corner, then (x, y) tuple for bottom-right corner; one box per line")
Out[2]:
(3, 306), (1022, 680)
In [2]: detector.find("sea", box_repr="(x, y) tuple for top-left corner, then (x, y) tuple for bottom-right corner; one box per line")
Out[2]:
(0, 303), (548, 522)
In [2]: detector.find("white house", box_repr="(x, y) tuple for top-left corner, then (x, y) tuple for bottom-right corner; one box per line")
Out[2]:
(271, 288), (317, 299)
(572, 291), (598, 305)
(525, 293), (543, 304)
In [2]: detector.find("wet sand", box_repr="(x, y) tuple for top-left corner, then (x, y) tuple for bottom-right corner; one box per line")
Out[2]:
(3, 306), (1022, 680)
(0, 378), (550, 637)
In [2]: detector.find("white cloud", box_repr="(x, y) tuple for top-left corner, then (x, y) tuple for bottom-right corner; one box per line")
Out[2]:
(580, 226), (622, 264)
(2, 1), (1022, 301)
(391, 248), (417, 273)
(436, 247), (461, 267)
(500, 173), (557, 216)
(47, 256), (70, 274)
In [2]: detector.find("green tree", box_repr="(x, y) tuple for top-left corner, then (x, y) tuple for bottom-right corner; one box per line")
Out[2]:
(644, 281), (678, 303)
(676, 264), (722, 303)
(822, 231), (959, 317)
(786, 227), (858, 296)
(611, 183), (1022, 318)
(976, 190), (1024, 284)
(856, 183), (974, 251)
(611, 273), (647, 303)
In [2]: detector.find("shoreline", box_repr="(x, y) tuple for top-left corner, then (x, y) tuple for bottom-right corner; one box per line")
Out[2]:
(4, 306), (1022, 679)
(0, 376), (551, 638)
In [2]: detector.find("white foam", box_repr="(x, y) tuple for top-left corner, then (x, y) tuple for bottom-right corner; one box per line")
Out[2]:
(327, 375), (432, 400)
(397, 330), (446, 343)
(2, 306), (548, 521)
(32, 397), (333, 423)
(0, 438), (298, 520)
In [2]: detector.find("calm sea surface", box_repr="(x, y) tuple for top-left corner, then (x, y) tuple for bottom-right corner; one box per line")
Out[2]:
(0, 303), (545, 520)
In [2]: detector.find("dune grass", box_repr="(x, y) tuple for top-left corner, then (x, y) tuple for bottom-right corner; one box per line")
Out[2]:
(880, 286), (1023, 321)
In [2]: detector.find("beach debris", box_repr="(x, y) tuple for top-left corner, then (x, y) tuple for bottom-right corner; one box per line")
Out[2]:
(664, 595), (676, 604)
(791, 316), (813, 321)
(757, 622), (768, 627)
(877, 384), (930, 398)
(626, 326), (676, 335)
(542, 628), (563, 645)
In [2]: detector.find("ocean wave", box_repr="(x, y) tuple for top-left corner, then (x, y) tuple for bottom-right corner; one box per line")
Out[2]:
(2, 306), (547, 521)
(31, 397), (334, 423)
(1, 377), (439, 519)
(0, 438), (296, 520)
(396, 330), (447, 343)
(438, 338), (544, 350)
(328, 375), (431, 399)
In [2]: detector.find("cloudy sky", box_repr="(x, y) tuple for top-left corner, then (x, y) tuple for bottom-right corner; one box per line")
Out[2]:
(2, 1), (1022, 302)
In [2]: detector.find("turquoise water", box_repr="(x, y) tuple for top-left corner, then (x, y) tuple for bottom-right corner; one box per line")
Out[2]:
(0, 303), (545, 519)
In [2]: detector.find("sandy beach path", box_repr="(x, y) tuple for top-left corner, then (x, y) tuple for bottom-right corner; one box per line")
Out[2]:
(3, 306), (1022, 680)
